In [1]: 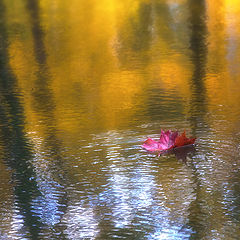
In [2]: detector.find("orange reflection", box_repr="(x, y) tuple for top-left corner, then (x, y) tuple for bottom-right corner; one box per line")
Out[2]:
(206, 0), (240, 130)
(4, 0), (240, 142)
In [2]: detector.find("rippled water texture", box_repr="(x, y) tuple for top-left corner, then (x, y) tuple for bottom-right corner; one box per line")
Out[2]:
(1, 0), (240, 239)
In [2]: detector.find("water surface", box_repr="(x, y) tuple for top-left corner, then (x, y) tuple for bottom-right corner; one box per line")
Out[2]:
(1, 0), (240, 239)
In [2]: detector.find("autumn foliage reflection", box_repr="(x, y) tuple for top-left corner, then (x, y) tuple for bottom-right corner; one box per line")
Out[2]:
(1, 0), (240, 239)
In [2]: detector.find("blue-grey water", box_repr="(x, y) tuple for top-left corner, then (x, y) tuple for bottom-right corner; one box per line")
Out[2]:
(1, 0), (240, 239)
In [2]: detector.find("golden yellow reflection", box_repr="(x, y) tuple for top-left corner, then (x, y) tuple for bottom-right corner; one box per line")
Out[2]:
(206, 0), (240, 128)
(4, 0), (240, 138)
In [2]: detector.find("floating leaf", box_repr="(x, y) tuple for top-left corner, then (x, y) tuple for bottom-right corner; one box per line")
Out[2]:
(174, 131), (196, 148)
(142, 138), (161, 152)
(142, 129), (196, 153)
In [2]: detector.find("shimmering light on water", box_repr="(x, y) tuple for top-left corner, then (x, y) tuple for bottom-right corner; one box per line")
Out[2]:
(1, 0), (240, 239)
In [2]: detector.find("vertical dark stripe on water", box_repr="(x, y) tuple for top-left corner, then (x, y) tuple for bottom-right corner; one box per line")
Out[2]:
(25, 0), (68, 238)
(0, 1), (42, 239)
(131, 2), (152, 52)
(187, 0), (208, 239)
(117, 2), (153, 67)
(188, 0), (208, 134)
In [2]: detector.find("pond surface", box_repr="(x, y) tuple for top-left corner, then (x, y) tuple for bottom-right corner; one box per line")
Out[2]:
(1, 0), (240, 239)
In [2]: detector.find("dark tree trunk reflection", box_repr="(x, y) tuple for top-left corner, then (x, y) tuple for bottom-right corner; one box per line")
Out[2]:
(0, 0), (42, 238)
(188, 0), (208, 134)
(187, 0), (209, 239)
(25, 0), (68, 238)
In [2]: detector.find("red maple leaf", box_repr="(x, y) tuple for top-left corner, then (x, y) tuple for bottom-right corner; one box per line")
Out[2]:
(142, 130), (178, 152)
(174, 131), (196, 148)
(142, 129), (196, 153)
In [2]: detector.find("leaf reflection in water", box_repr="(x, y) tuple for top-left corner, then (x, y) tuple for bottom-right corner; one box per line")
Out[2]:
(171, 145), (196, 162)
